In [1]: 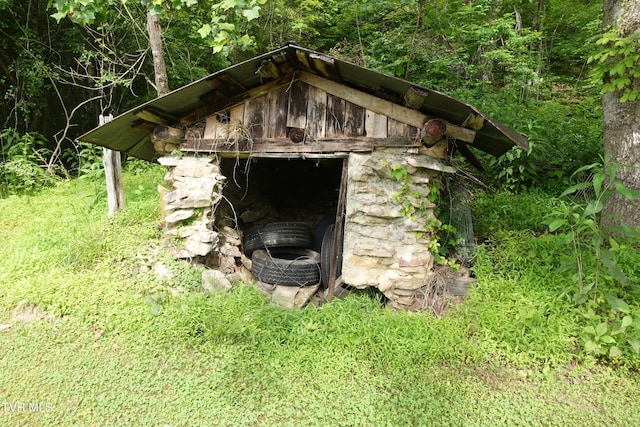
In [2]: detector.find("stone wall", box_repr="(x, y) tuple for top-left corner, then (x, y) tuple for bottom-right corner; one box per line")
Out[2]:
(342, 148), (456, 310)
(158, 156), (248, 281)
(157, 148), (469, 311)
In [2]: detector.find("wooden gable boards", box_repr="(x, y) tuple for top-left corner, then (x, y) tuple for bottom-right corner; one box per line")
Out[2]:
(185, 71), (427, 157)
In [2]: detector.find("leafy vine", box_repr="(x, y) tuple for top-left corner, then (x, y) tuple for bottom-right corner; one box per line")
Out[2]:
(384, 160), (459, 267)
(588, 31), (640, 103)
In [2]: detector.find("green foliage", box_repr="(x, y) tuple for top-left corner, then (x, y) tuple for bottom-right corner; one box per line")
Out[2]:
(547, 160), (640, 301)
(49, 0), (266, 57)
(194, 0), (266, 55)
(472, 189), (559, 236)
(1, 171), (640, 425)
(0, 128), (59, 196)
(1, 0), (86, 136)
(468, 231), (581, 365)
(63, 141), (105, 180)
(579, 303), (640, 361)
(467, 94), (603, 193)
(545, 159), (640, 362)
(589, 31), (640, 102)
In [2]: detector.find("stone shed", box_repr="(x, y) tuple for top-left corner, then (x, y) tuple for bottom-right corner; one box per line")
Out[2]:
(79, 44), (528, 310)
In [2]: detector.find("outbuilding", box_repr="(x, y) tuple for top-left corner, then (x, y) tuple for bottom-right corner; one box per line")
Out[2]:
(80, 44), (528, 310)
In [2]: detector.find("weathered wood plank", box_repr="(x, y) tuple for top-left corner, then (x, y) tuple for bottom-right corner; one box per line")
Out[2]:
(388, 118), (418, 139)
(134, 109), (168, 125)
(344, 102), (364, 137)
(326, 94), (345, 137)
(301, 71), (427, 128)
(445, 123), (475, 143)
(255, 59), (281, 80)
(180, 74), (298, 126)
(204, 114), (221, 139)
(180, 137), (422, 157)
(205, 72), (245, 95)
(462, 113), (485, 130)
(101, 114), (125, 217)
(181, 138), (374, 154)
(244, 94), (268, 139)
(295, 50), (312, 72)
(365, 109), (388, 138)
(308, 52), (338, 80)
(103, 147), (125, 216)
(327, 157), (348, 302)
(266, 85), (288, 138)
(306, 85), (327, 139)
(230, 104), (245, 139)
(403, 86), (429, 109)
(272, 51), (296, 74)
(286, 81), (308, 129)
(300, 72), (475, 143)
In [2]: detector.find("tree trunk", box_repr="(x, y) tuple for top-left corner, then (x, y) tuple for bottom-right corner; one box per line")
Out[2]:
(602, 0), (640, 228)
(147, 11), (170, 96)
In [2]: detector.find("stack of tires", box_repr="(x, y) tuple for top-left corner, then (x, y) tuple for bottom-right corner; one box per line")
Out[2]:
(244, 221), (341, 288)
(244, 222), (321, 287)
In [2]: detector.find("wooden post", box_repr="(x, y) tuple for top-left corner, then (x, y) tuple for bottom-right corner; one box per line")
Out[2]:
(421, 118), (447, 147)
(100, 114), (125, 216)
(327, 157), (349, 302)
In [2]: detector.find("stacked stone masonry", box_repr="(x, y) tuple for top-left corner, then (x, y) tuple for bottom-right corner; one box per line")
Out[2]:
(159, 157), (230, 261)
(342, 148), (456, 310)
(158, 148), (464, 311)
(158, 155), (252, 289)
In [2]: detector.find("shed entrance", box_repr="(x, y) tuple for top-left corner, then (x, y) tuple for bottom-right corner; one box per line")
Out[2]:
(219, 157), (344, 237)
(217, 156), (347, 297)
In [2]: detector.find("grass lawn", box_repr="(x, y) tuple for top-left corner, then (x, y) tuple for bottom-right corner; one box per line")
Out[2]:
(1, 167), (639, 426)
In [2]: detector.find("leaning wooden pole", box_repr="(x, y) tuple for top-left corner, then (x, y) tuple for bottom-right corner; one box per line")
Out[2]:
(327, 157), (349, 302)
(100, 114), (125, 216)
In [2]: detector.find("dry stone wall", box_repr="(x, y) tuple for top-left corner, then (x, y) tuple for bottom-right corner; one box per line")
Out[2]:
(342, 148), (456, 310)
(159, 156), (223, 258)
(157, 148), (466, 311)
(158, 156), (246, 278)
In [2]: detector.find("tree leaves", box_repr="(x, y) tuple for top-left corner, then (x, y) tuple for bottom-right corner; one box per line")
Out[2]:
(197, 23), (211, 39)
(242, 5), (260, 21)
(589, 31), (640, 102)
(50, 0), (263, 55)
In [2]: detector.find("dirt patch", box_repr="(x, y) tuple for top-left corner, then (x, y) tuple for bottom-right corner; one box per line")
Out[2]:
(10, 300), (58, 324)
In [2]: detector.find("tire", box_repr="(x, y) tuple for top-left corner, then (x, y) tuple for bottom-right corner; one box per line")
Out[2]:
(251, 248), (321, 286)
(312, 214), (336, 252)
(243, 222), (312, 256)
(320, 224), (343, 289)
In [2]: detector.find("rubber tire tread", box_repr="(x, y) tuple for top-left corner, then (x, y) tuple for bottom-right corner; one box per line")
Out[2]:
(243, 222), (312, 256)
(320, 224), (343, 289)
(251, 248), (321, 286)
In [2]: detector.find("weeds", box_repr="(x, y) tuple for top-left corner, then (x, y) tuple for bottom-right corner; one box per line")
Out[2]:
(541, 159), (640, 363)
(0, 128), (59, 196)
(1, 168), (640, 425)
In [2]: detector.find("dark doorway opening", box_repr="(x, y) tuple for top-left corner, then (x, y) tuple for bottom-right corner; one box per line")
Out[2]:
(219, 157), (344, 232)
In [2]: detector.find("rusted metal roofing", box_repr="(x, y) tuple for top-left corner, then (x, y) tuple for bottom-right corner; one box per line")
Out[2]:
(78, 43), (528, 162)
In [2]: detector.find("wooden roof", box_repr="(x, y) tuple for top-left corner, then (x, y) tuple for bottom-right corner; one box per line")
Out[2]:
(78, 44), (528, 163)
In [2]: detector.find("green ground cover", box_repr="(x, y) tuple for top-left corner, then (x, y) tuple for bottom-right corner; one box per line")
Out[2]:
(1, 168), (639, 426)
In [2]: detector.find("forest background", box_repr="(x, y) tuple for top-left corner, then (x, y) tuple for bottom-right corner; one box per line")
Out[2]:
(1, 0), (604, 193)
